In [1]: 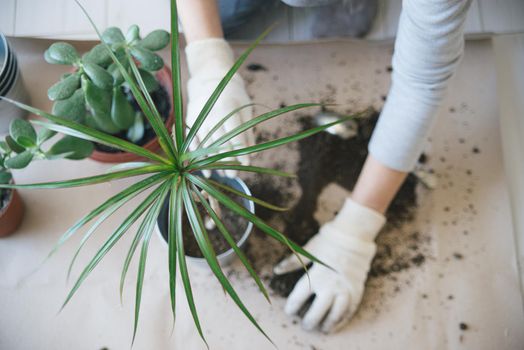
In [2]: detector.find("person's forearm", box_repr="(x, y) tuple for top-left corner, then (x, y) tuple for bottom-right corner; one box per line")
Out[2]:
(368, 0), (471, 172)
(351, 154), (407, 214)
(176, 0), (223, 43)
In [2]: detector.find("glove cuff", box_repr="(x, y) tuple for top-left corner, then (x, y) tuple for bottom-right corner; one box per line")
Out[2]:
(185, 38), (234, 78)
(331, 197), (386, 241)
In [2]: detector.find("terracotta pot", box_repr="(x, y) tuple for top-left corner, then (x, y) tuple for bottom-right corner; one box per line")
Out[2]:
(0, 188), (24, 237)
(89, 65), (175, 163)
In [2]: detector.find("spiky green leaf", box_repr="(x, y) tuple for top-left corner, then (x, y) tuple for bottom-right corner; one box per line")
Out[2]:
(181, 181), (273, 344)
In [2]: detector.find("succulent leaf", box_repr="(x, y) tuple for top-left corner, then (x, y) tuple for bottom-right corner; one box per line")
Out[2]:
(107, 63), (125, 86)
(83, 44), (113, 67)
(129, 46), (164, 71)
(126, 24), (140, 43)
(37, 128), (57, 144)
(44, 43), (80, 65)
(0, 171), (12, 184)
(138, 30), (170, 51)
(126, 112), (144, 143)
(83, 62), (114, 90)
(111, 87), (135, 129)
(10, 119), (37, 148)
(84, 78), (120, 134)
(48, 135), (94, 160)
(48, 73), (81, 101)
(5, 136), (25, 154)
(52, 89), (86, 124)
(138, 69), (159, 93)
(102, 27), (126, 45)
(5, 150), (33, 169)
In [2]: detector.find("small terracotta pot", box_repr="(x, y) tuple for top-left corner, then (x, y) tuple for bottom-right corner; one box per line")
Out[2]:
(89, 65), (175, 163)
(0, 188), (24, 237)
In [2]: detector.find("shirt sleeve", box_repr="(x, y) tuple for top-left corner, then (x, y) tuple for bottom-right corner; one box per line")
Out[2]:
(368, 0), (472, 172)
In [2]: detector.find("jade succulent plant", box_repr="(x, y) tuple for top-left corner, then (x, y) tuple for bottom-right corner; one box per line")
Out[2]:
(0, 119), (92, 197)
(0, 0), (356, 346)
(45, 25), (170, 143)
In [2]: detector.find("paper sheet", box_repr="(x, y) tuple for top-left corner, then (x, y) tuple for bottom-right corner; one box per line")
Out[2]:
(0, 38), (522, 350)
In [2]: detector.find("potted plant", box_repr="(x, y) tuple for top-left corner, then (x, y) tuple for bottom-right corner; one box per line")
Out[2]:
(156, 171), (257, 266)
(0, 1), (357, 345)
(0, 119), (93, 237)
(44, 25), (173, 163)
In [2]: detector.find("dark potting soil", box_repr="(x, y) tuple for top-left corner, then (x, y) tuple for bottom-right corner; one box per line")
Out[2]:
(93, 85), (171, 153)
(0, 188), (10, 212)
(159, 194), (250, 258)
(245, 110), (422, 297)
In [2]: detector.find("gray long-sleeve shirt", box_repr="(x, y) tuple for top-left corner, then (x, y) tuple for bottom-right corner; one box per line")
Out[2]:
(369, 0), (472, 171)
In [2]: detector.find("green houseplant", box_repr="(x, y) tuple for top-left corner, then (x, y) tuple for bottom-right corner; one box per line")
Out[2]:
(0, 119), (93, 236)
(0, 0), (356, 345)
(45, 25), (173, 163)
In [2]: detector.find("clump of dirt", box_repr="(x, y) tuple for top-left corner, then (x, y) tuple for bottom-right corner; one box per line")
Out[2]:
(245, 110), (425, 297)
(247, 63), (268, 72)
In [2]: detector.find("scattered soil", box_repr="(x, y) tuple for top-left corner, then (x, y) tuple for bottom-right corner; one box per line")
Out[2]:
(247, 63), (268, 72)
(459, 322), (469, 331)
(94, 85), (171, 153)
(245, 110), (423, 297)
(157, 186), (250, 258)
(418, 153), (428, 164)
(453, 252), (464, 260)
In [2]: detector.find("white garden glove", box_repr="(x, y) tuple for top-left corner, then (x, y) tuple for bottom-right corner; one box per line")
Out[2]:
(274, 197), (386, 332)
(185, 38), (254, 177)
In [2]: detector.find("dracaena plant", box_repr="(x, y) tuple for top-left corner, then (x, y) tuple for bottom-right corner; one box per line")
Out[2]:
(45, 24), (170, 143)
(0, 119), (93, 189)
(0, 0), (355, 346)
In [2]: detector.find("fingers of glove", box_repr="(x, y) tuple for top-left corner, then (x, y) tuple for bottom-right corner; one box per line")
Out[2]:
(285, 276), (313, 316)
(223, 114), (246, 147)
(274, 253), (311, 275)
(185, 99), (202, 127)
(320, 294), (351, 333)
(302, 293), (334, 331)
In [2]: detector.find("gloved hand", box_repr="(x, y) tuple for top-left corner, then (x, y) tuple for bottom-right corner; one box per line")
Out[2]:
(185, 38), (254, 177)
(274, 197), (386, 332)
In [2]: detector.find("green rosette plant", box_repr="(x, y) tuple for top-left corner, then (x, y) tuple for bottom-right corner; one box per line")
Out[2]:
(0, 119), (93, 203)
(0, 0), (358, 346)
(45, 25), (170, 143)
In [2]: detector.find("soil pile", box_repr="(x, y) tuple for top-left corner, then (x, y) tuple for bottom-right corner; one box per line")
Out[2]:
(245, 110), (426, 296)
